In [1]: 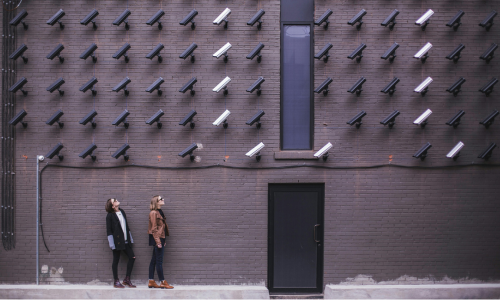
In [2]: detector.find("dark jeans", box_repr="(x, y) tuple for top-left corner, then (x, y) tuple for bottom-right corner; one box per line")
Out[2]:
(112, 243), (135, 280)
(149, 238), (165, 281)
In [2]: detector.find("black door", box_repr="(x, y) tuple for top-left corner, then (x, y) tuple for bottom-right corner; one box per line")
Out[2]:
(268, 183), (324, 294)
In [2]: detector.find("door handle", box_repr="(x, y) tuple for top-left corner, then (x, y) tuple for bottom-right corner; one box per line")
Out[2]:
(314, 224), (321, 243)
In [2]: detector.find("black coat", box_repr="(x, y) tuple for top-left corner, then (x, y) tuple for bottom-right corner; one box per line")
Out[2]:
(106, 208), (133, 251)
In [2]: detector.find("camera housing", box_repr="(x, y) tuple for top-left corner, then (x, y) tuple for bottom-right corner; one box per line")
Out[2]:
(113, 9), (131, 30)
(10, 9), (28, 29)
(315, 43), (333, 63)
(413, 142), (432, 160)
(348, 9), (367, 30)
(479, 110), (499, 128)
(79, 143), (97, 161)
(247, 43), (265, 63)
(146, 9), (165, 30)
(314, 77), (333, 96)
(446, 10), (464, 31)
(248, 9), (265, 30)
(47, 9), (65, 29)
(112, 144), (130, 161)
(47, 78), (65, 95)
(9, 109), (28, 128)
(381, 77), (400, 96)
(46, 143), (64, 161)
(112, 109), (130, 128)
(380, 110), (400, 128)
(478, 143), (497, 160)
(180, 43), (198, 63)
(348, 43), (366, 62)
(381, 9), (399, 30)
(479, 10), (497, 31)
(179, 77), (197, 96)
(10, 44), (28, 63)
(446, 77), (466, 96)
(113, 43), (131, 62)
(146, 109), (165, 129)
(180, 9), (198, 30)
(80, 77), (98, 95)
(347, 111), (366, 128)
(46, 110), (64, 128)
(179, 143), (198, 161)
(113, 77), (131, 95)
(348, 77), (366, 96)
(313, 142), (333, 161)
(381, 43), (399, 62)
(246, 110), (265, 128)
(146, 43), (164, 63)
(179, 110), (197, 129)
(81, 9), (99, 30)
(446, 44), (465, 63)
(315, 9), (333, 30)
(80, 43), (98, 63)
(79, 109), (98, 128)
(146, 77), (164, 96)
(46, 44), (65, 63)
(446, 110), (465, 128)
(9, 77), (28, 96)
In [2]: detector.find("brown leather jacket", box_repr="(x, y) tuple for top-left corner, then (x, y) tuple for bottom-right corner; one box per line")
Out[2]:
(148, 210), (169, 245)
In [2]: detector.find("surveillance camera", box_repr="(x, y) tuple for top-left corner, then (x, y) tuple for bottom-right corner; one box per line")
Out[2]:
(46, 44), (65, 63)
(113, 77), (131, 95)
(478, 77), (498, 96)
(10, 9), (28, 30)
(380, 110), (400, 128)
(9, 109), (28, 128)
(112, 109), (130, 128)
(213, 110), (231, 128)
(478, 143), (497, 160)
(480, 110), (499, 128)
(38, 155), (45, 162)
(145, 109), (164, 128)
(47, 78), (65, 95)
(47, 9), (65, 29)
(446, 110), (465, 128)
(446, 44), (465, 63)
(113, 9), (131, 30)
(213, 42), (232, 63)
(479, 43), (498, 63)
(179, 110), (197, 129)
(413, 109), (432, 128)
(414, 42), (432, 62)
(315, 43), (333, 62)
(214, 8), (231, 28)
(348, 77), (366, 96)
(9, 77), (28, 96)
(112, 143), (130, 161)
(46, 109), (64, 128)
(381, 9), (399, 30)
(80, 43), (98, 63)
(113, 43), (131, 62)
(314, 77), (333, 96)
(415, 9), (434, 30)
(348, 43), (366, 62)
(247, 9), (265, 30)
(381, 77), (400, 95)
(413, 142), (432, 160)
(381, 43), (399, 62)
(80, 77), (98, 95)
(180, 9), (198, 30)
(446, 10), (464, 31)
(414, 77), (433, 95)
(46, 143), (64, 160)
(247, 77), (265, 95)
(178, 143), (198, 161)
(146, 43), (164, 63)
(246, 110), (265, 128)
(81, 9), (99, 30)
(247, 43), (265, 63)
(146, 77), (164, 96)
(446, 77), (466, 96)
(314, 142), (333, 160)
(213, 77), (231, 94)
(446, 142), (464, 160)
(479, 10), (497, 31)
(179, 77), (197, 95)
(180, 43), (198, 63)
(9, 44), (28, 63)
(79, 143), (97, 161)
(315, 9), (333, 30)
(348, 9), (367, 30)
(246, 142), (265, 159)
(79, 109), (98, 128)
(347, 111), (366, 128)
(146, 9), (165, 30)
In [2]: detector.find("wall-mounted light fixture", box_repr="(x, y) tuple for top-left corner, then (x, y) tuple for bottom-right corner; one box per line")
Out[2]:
(381, 77), (400, 96)
(10, 9), (28, 30)
(80, 77), (98, 95)
(381, 9), (399, 30)
(213, 110), (231, 128)
(348, 9), (367, 30)
(248, 9), (265, 30)
(113, 77), (131, 96)
(214, 8), (231, 29)
(413, 142), (432, 160)
(247, 43), (265, 63)
(480, 43), (497, 63)
(81, 9), (99, 30)
(478, 143), (497, 160)
(179, 110), (197, 129)
(414, 42), (432, 63)
(347, 111), (366, 128)
(180, 9), (198, 30)
(348, 77), (366, 96)
(9, 77), (28, 96)
(381, 43), (399, 62)
(180, 43), (197, 63)
(246, 110), (265, 128)
(315, 43), (333, 63)
(247, 77), (265, 96)
(9, 44), (28, 63)
(79, 143), (97, 161)
(446, 110), (465, 128)
(314, 77), (333, 96)
(80, 43), (98, 63)
(314, 142), (333, 161)
(9, 109), (28, 128)
(46, 78), (65, 96)
(414, 109), (432, 128)
(112, 110), (130, 128)
(46, 109), (64, 128)
(46, 44), (64, 63)
(479, 10), (497, 31)
(145, 109), (164, 129)
(79, 109), (98, 128)
(480, 110), (499, 128)
(446, 10), (464, 31)
(446, 44), (465, 63)
(415, 9), (434, 31)
(246, 142), (265, 162)
(146, 9), (165, 30)
(179, 77), (197, 96)
(146, 77), (164, 96)
(113, 43), (131, 63)
(46, 143), (64, 161)
(380, 110), (400, 128)
(348, 43), (366, 62)
(113, 9), (131, 30)
(112, 144), (130, 161)
(414, 77), (433, 96)
(178, 143), (198, 161)
(479, 77), (498, 96)
(446, 77), (466, 96)
(47, 9), (65, 29)
(446, 141), (464, 161)
(315, 9), (333, 30)
(146, 43), (164, 63)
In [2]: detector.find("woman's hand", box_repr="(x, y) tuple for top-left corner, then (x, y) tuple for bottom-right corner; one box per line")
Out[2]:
(157, 244), (162, 248)
(164, 242), (166, 247)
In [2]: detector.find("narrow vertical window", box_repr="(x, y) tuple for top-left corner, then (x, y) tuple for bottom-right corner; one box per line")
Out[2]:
(281, 25), (312, 150)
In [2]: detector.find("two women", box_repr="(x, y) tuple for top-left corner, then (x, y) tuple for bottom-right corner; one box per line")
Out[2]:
(105, 196), (173, 289)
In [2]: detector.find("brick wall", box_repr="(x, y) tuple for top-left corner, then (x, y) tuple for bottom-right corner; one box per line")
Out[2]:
(0, 0), (499, 287)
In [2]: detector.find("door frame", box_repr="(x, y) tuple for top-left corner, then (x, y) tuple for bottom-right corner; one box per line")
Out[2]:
(267, 183), (325, 294)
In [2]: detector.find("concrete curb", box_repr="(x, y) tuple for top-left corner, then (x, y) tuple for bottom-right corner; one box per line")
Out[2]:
(0, 285), (270, 299)
(324, 284), (500, 299)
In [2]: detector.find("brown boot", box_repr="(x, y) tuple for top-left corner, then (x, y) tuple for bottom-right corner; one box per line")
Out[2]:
(122, 276), (136, 288)
(148, 279), (160, 289)
(159, 280), (174, 289)
(113, 279), (125, 288)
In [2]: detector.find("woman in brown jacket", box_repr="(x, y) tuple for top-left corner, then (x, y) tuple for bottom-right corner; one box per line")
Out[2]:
(147, 195), (174, 289)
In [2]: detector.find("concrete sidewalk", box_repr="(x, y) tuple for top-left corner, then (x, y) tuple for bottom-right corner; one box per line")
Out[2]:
(0, 285), (270, 299)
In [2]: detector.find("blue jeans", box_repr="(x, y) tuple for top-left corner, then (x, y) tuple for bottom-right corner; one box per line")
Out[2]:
(149, 238), (165, 281)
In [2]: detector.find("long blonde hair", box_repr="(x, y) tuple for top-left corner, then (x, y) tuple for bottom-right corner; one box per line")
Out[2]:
(150, 195), (162, 211)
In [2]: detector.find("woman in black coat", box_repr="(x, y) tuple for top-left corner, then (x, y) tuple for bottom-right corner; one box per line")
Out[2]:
(105, 198), (136, 288)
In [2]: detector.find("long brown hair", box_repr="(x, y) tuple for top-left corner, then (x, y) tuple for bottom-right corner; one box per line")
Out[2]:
(150, 195), (162, 211)
(105, 198), (116, 213)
